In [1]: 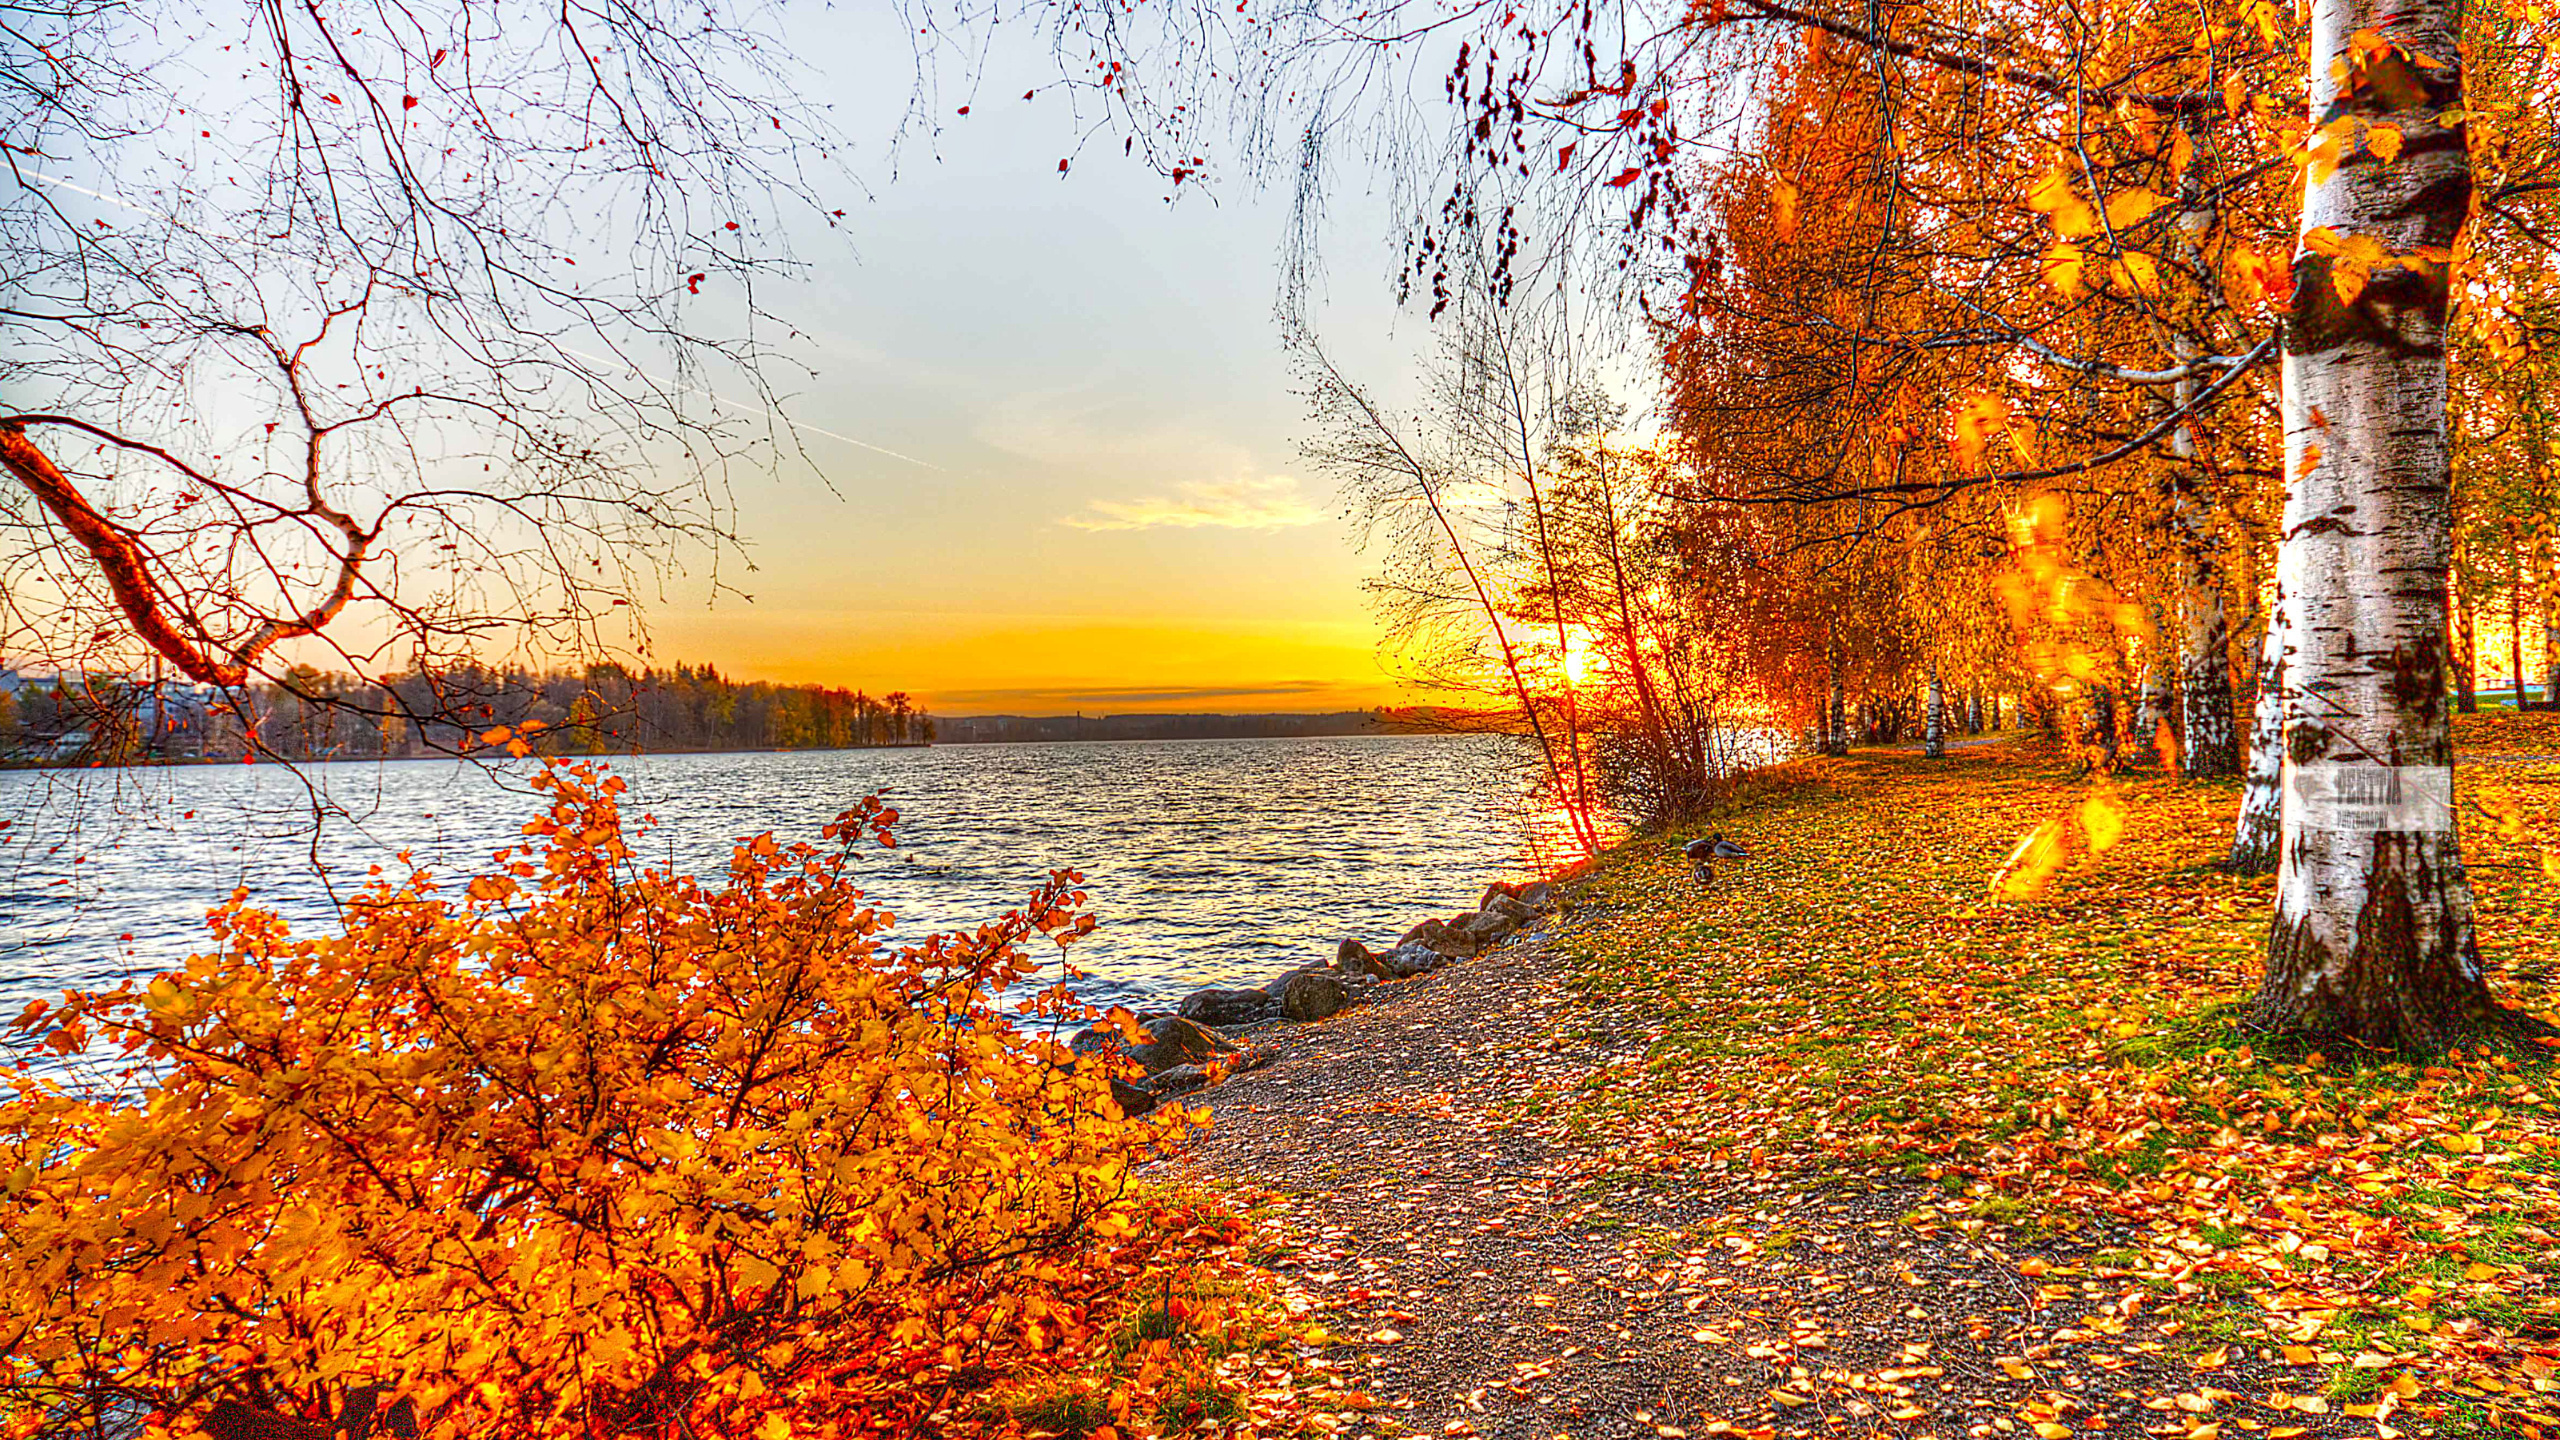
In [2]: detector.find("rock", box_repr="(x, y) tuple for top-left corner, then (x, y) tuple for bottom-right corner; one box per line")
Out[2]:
(1336, 938), (1391, 978)
(1110, 1077), (1158, 1116)
(1262, 960), (1324, 996)
(1398, 917), (1479, 958)
(1140, 1063), (1212, 1096)
(1477, 879), (1521, 913)
(1516, 880), (1557, 911)
(1458, 908), (1518, 943)
(1131, 1016), (1237, 1072)
(1485, 892), (1540, 926)
(1071, 1015), (1237, 1075)
(1379, 943), (1445, 979)
(1068, 1023), (1128, 1058)
(1179, 987), (1274, 1026)
(1135, 1046), (1279, 1100)
(1277, 970), (1348, 1022)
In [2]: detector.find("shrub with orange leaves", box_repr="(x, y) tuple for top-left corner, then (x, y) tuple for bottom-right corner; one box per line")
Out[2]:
(0, 760), (1199, 1439)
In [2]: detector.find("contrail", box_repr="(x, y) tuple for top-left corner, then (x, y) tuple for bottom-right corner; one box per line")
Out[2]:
(560, 345), (947, 473)
(16, 169), (945, 473)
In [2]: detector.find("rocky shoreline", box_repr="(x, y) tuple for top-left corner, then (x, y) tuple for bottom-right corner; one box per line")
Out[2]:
(1066, 877), (1561, 1115)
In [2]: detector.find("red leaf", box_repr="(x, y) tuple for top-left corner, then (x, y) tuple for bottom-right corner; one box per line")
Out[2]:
(1558, 142), (1576, 170)
(402, 95), (418, 109)
(686, 273), (706, 294)
(1607, 167), (1642, 187)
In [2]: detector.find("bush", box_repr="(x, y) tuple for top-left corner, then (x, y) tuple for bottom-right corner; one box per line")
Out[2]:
(1, 758), (1200, 1438)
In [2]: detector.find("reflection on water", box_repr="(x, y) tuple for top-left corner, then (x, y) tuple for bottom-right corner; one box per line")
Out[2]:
(0, 736), (1579, 1048)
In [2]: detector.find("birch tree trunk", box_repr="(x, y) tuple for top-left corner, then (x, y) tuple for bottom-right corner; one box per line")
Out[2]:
(2164, 343), (2242, 777)
(2230, 593), (2287, 873)
(2533, 508), (2558, 707)
(1825, 646), (1848, 756)
(2083, 685), (2120, 772)
(2249, 0), (2512, 1048)
(2129, 609), (2168, 764)
(1924, 664), (1946, 759)
(2450, 535), (2478, 713)
(2174, 543), (2240, 776)
(2510, 528), (2531, 709)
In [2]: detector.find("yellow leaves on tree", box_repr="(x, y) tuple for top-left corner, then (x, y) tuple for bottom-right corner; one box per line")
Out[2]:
(1768, 172), (1802, 241)
(1990, 816), (2074, 899)
(2028, 169), (2170, 297)
(1994, 493), (2152, 698)
(0, 761), (1210, 1439)
(2301, 225), (2453, 307)
(1948, 393), (2036, 475)
(1989, 786), (2128, 899)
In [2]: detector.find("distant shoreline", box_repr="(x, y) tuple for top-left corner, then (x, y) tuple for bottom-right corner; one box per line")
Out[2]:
(0, 730), (1497, 773)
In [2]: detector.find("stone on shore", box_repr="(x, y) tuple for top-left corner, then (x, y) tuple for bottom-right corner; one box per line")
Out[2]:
(1071, 1014), (1238, 1075)
(1337, 938), (1391, 978)
(1179, 987), (1274, 1026)
(1399, 917), (1479, 958)
(1379, 943), (1446, 979)
(1516, 880), (1556, 911)
(1110, 1076), (1158, 1116)
(1141, 1063), (1211, 1096)
(1277, 970), (1348, 1022)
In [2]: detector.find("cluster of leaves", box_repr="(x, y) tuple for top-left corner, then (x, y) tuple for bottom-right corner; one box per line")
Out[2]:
(1542, 733), (2560, 1433)
(0, 753), (1308, 1439)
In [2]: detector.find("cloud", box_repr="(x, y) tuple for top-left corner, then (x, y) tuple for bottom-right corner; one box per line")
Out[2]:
(1061, 475), (1327, 533)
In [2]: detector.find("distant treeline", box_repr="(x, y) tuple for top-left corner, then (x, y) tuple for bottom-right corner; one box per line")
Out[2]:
(934, 710), (1397, 744)
(0, 663), (932, 764)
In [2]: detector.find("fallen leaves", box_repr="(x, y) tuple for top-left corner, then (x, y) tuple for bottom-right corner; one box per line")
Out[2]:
(1546, 737), (2560, 1435)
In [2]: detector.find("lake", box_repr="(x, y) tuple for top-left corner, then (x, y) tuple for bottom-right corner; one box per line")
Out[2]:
(0, 735), (1587, 1047)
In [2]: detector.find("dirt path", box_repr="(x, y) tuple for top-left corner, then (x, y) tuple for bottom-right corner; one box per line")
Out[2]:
(1170, 919), (2385, 1440)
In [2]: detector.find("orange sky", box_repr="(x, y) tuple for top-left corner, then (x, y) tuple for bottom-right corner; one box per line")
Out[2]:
(646, 609), (1398, 715)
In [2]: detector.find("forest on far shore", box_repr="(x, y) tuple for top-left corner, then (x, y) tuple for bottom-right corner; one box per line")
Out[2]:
(0, 662), (933, 765)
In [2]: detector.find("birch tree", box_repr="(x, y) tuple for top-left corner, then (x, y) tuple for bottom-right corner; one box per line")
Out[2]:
(2245, 0), (2520, 1047)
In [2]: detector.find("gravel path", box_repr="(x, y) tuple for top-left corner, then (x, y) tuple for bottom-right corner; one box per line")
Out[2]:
(1163, 916), (2377, 1440)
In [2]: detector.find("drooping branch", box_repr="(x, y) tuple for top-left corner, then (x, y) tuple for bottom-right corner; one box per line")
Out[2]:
(0, 420), (246, 688)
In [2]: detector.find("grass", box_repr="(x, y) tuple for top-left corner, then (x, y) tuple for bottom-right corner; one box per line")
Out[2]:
(1536, 715), (2560, 1428)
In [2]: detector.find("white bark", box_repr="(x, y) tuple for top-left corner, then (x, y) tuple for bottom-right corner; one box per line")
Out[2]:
(2167, 351), (2240, 777)
(1924, 664), (1946, 759)
(2175, 554), (2238, 775)
(2533, 505), (2559, 705)
(2132, 635), (2171, 765)
(1825, 648), (1848, 756)
(2231, 592), (2287, 873)
(2254, 0), (2501, 1047)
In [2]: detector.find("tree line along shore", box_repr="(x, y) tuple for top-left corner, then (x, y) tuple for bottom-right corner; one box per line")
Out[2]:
(0, 663), (931, 766)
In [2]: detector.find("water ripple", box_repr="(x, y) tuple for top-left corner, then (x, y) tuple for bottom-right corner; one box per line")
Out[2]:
(0, 735), (1561, 1033)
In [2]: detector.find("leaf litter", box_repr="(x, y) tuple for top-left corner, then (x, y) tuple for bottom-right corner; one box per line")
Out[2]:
(1169, 723), (2559, 1440)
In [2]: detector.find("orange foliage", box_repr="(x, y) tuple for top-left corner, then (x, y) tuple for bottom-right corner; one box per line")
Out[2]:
(0, 760), (1221, 1439)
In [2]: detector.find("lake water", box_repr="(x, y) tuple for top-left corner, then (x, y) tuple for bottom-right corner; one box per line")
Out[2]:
(0, 736), (1584, 1048)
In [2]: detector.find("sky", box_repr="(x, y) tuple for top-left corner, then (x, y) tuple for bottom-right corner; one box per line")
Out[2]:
(635, 12), (1430, 716)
